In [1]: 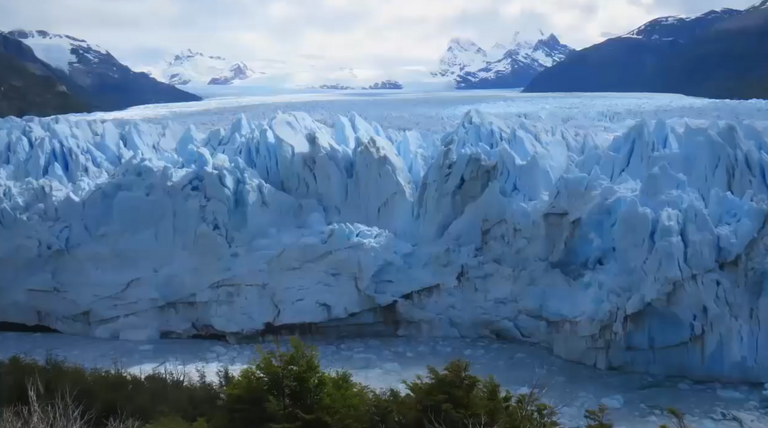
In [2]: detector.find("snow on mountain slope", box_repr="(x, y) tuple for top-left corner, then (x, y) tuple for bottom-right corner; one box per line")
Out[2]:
(207, 62), (258, 85)
(436, 32), (574, 89)
(2, 29), (202, 111)
(3, 108), (768, 382)
(3, 30), (108, 73)
(454, 33), (574, 89)
(622, 8), (743, 41)
(158, 50), (257, 86)
(434, 37), (488, 77)
(488, 43), (508, 60)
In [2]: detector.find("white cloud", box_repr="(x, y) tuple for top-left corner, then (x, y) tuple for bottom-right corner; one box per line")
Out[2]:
(0, 0), (758, 70)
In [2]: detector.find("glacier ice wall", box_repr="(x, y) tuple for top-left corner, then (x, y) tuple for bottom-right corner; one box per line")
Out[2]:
(2, 110), (768, 382)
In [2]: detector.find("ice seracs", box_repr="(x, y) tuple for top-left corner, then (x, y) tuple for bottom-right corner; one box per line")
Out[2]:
(3, 108), (768, 383)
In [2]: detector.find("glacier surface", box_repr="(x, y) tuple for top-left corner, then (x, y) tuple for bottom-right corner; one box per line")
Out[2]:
(3, 103), (768, 382)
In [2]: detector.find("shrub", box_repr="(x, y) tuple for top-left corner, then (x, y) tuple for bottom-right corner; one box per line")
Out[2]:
(0, 381), (140, 428)
(255, 338), (328, 425)
(0, 356), (220, 427)
(584, 404), (612, 428)
(402, 359), (560, 428)
(659, 408), (691, 428)
(0, 338), (686, 428)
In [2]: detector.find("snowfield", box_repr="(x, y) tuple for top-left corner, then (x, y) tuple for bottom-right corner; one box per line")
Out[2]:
(3, 92), (768, 392)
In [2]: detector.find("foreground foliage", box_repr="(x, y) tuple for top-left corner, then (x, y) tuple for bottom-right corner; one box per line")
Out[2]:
(0, 338), (691, 428)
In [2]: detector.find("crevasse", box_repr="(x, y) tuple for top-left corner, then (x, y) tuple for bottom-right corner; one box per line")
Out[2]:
(2, 110), (768, 382)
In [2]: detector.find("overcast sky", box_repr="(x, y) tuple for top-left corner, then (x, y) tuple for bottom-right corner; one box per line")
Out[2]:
(0, 0), (758, 69)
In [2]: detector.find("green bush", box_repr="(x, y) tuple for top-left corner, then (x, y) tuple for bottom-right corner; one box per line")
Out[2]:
(584, 404), (612, 428)
(659, 408), (691, 428)
(0, 356), (220, 426)
(0, 339), (686, 428)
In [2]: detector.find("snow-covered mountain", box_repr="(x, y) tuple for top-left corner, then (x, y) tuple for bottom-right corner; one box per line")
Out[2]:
(311, 80), (404, 90)
(153, 49), (258, 86)
(207, 62), (258, 85)
(0, 32), (89, 117)
(434, 37), (489, 77)
(525, 0), (768, 99)
(622, 8), (743, 41)
(4, 29), (112, 74)
(150, 53), (417, 91)
(3, 107), (768, 383)
(489, 42), (508, 59)
(434, 32), (574, 89)
(365, 80), (404, 90)
(3, 29), (200, 111)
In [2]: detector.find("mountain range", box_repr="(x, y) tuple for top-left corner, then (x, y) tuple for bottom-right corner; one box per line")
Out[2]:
(432, 31), (574, 89)
(146, 49), (260, 86)
(146, 53), (422, 91)
(141, 31), (572, 91)
(0, 29), (200, 118)
(2, 1), (768, 118)
(524, 1), (768, 99)
(452, 32), (574, 89)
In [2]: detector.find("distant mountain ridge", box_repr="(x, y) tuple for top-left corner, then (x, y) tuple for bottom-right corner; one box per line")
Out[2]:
(157, 49), (259, 86)
(309, 80), (404, 90)
(524, 1), (768, 99)
(3, 29), (200, 114)
(623, 8), (743, 41)
(433, 31), (574, 89)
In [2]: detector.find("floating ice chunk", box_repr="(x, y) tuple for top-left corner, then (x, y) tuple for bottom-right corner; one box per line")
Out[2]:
(601, 395), (624, 409)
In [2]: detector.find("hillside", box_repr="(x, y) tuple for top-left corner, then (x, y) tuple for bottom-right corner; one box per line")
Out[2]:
(0, 33), (88, 118)
(5, 30), (201, 112)
(524, 2), (768, 99)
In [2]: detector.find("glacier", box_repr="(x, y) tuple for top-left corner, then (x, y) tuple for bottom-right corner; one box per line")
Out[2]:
(2, 107), (768, 383)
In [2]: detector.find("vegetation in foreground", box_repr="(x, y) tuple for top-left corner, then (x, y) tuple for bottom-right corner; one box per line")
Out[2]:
(0, 339), (692, 428)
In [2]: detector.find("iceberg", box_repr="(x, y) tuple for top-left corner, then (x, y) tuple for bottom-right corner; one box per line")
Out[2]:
(2, 109), (768, 382)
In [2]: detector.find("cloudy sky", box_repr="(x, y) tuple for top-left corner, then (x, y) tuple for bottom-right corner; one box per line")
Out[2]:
(0, 0), (758, 70)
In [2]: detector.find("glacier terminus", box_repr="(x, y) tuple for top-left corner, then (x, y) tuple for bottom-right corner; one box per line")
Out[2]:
(2, 93), (768, 383)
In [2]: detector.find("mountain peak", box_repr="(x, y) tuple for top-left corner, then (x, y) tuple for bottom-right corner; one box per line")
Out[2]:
(447, 37), (483, 52)
(435, 37), (488, 77)
(508, 30), (560, 51)
(451, 31), (573, 89)
(543, 33), (560, 44)
(170, 50), (226, 65)
(748, 0), (768, 10)
(160, 50), (255, 86)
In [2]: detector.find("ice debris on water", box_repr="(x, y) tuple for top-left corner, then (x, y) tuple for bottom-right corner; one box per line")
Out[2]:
(600, 395), (624, 409)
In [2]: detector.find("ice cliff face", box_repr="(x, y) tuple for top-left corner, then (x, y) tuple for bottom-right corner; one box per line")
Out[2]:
(2, 111), (768, 382)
